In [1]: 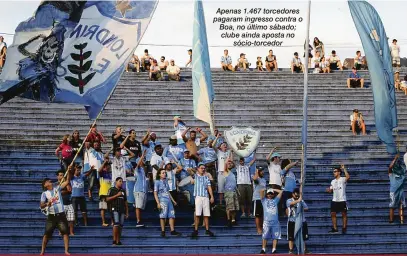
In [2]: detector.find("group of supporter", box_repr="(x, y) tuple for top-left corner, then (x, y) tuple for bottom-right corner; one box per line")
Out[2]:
(126, 49), (183, 81)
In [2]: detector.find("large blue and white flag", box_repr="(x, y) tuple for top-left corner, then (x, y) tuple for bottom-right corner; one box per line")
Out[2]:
(294, 202), (305, 254)
(192, 0), (215, 133)
(348, 0), (397, 154)
(0, 1), (157, 119)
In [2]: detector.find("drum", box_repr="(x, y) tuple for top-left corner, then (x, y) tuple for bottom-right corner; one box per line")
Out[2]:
(126, 177), (136, 204)
(99, 177), (111, 196)
(178, 176), (193, 188)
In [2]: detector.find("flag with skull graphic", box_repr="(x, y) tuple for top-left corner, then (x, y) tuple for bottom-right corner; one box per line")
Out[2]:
(0, 1), (157, 119)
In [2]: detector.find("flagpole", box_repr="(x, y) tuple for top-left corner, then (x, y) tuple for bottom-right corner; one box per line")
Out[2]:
(300, 0), (311, 196)
(210, 102), (215, 135)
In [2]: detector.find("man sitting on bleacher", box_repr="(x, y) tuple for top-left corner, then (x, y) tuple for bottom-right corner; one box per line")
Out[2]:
(291, 52), (303, 74)
(166, 60), (181, 81)
(347, 67), (364, 89)
(221, 49), (234, 71)
(149, 60), (163, 81)
(328, 50), (343, 71)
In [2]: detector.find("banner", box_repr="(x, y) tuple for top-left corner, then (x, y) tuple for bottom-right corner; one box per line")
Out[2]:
(348, 0), (397, 154)
(192, 0), (215, 131)
(0, 1), (158, 119)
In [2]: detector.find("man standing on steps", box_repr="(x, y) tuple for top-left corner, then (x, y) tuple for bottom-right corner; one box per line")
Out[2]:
(259, 188), (283, 254)
(237, 156), (255, 218)
(107, 177), (129, 245)
(181, 127), (208, 161)
(40, 168), (72, 255)
(326, 164), (350, 234)
(388, 154), (405, 224)
(252, 166), (267, 235)
(191, 163), (215, 238)
(266, 147), (282, 190)
(56, 170), (75, 236)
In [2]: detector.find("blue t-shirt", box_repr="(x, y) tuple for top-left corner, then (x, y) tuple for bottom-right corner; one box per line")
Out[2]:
(349, 72), (360, 79)
(281, 169), (296, 192)
(252, 176), (267, 201)
(134, 167), (147, 193)
(163, 144), (185, 161)
(198, 147), (217, 164)
(286, 198), (308, 222)
(181, 158), (196, 170)
(194, 174), (211, 197)
(154, 179), (170, 199)
(71, 174), (86, 197)
(262, 197), (280, 224)
(224, 171), (237, 192)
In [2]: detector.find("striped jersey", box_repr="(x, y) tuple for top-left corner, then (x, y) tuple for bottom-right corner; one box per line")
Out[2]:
(134, 167), (147, 193)
(194, 173), (211, 197)
(41, 186), (64, 214)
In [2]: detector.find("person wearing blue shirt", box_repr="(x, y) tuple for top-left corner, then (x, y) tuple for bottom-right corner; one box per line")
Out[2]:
(197, 138), (218, 180)
(347, 67), (364, 88)
(280, 159), (299, 216)
(133, 151), (148, 228)
(70, 164), (92, 226)
(252, 166), (267, 235)
(141, 130), (161, 191)
(173, 115), (187, 145)
(221, 49), (234, 71)
(223, 159), (238, 227)
(286, 188), (310, 254)
(178, 150), (197, 205)
(163, 135), (186, 161)
(388, 154), (406, 224)
(40, 168), (72, 256)
(259, 188), (283, 254)
(154, 169), (181, 237)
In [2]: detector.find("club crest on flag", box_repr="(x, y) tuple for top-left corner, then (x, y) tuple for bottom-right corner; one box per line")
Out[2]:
(224, 127), (260, 158)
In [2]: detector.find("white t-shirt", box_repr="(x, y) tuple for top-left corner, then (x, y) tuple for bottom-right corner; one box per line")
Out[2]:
(390, 44), (400, 58)
(150, 153), (168, 178)
(292, 57), (302, 66)
(268, 162), (282, 186)
(350, 114), (362, 124)
(236, 165), (251, 185)
(330, 177), (347, 202)
(217, 150), (230, 173)
(112, 156), (128, 182)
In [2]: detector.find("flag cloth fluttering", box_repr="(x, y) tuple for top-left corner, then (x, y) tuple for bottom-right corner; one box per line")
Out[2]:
(192, 0), (215, 132)
(348, 0), (397, 154)
(0, 1), (158, 119)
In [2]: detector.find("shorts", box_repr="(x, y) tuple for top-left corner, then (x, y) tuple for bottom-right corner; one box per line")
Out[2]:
(159, 197), (175, 219)
(262, 221), (281, 240)
(287, 221), (309, 241)
(99, 196), (108, 210)
(303, 53), (313, 58)
(355, 63), (362, 70)
(330, 201), (348, 213)
(330, 62), (339, 70)
(168, 74), (180, 81)
(293, 66), (302, 73)
(389, 192), (406, 209)
(134, 192), (147, 210)
(72, 197), (87, 213)
(64, 204), (74, 222)
(350, 123), (362, 133)
(224, 191), (239, 211)
(253, 200), (263, 217)
(113, 211), (125, 227)
(393, 57), (401, 65)
(217, 173), (226, 193)
(195, 196), (211, 217)
(238, 184), (253, 205)
(44, 213), (68, 237)
(350, 79), (361, 88)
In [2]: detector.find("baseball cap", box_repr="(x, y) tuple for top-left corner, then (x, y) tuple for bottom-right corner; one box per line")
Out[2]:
(198, 162), (205, 167)
(184, 149), (190, 153)
(257, 166), (264, 171)
(170, 135), (177, 140)
(164, 160), (171, 166)
(173, 115), (181, 120)
(271, 152), (281, 158)
(266, 188), (274, 194)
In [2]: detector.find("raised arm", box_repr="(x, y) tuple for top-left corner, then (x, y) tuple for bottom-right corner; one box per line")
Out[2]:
(120, 135), (129, 149)
(141, 130), (151, 145)
(198, 128), (208, 142)
(342, 164), (350, 182)
(181, 127), (191, 142)
(266, 147), (277, 163)
(248, 156), (256, 166)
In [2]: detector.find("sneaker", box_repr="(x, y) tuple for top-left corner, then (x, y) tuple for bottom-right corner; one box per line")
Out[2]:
(171, 230), (182, 236)
(260, 249), (266, 254)
(191, 230), (198, 237)
(160, 231), (165, 237)
(136, 221), (145, 228)
(342, 228), (347, 234)
(241, 213), (246, 218)
(116, 241), (122, 246)
(289, 249), (294, 254)
(271, 248), (277, 254)
(112, 241), (116, 246)
(205, 229), (215, 237)
(328, 228), (339, 234)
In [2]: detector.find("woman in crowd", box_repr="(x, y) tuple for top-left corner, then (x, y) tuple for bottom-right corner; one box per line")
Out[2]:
(154, 169), (181, 237)
(70, 130), (83, 164)
(313, 37), (325, 57)
(55, 134), (73, 171)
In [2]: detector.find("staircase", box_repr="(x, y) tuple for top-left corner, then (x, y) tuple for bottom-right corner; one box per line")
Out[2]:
(0, 69), (406, 254)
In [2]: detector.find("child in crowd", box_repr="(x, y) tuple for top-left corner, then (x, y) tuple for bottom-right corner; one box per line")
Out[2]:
(256, 57), (264, 71)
